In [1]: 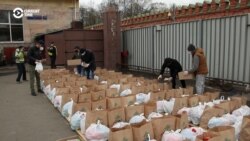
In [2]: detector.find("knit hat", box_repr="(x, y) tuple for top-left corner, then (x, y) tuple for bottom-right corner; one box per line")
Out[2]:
(187, 44), (196, 52)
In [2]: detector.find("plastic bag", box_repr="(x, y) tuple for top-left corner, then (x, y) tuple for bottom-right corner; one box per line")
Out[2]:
(85, 121), (110, 141)
(110, 84), (120, 92)
(120, 89), (132, 97)
(129, 114), (146, 124)
(62, 99), (74, 118)
(48, 88), (56, 101)
(161, 129), (183, 141)
(100, 81), (107, 84)
(50, 88), (57, 103)
(208, 116), (232, 129)
(35, 62), (43, 73)
(204, 102), (214, 108)
(80, 113), (87, 134)
(70, 111), (86, 130)
(112, 122), (130, 129)
(136, 93), (151, 104)
(156, 99), (175, 114)
(232, 116), (243, 140)
(53, 95), (62, 108)
(94, 75), (99, 81)
(44, 84), (51, 95)
(148, 112), (163, 120)
(232, 105), (250, 117)
(181, 127), (205, 141)
(189, 104), (206, 125)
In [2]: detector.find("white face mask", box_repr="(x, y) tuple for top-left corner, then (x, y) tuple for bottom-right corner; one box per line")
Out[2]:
(40, 47), (44, 51)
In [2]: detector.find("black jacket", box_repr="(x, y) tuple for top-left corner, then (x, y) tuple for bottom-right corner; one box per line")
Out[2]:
(27, 46), (42, 66)
(160, 58), (183, 77)
(81, 50), (96, 71)
(48, 45), (57, 58)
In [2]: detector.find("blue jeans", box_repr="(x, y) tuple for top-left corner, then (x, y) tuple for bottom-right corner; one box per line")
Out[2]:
(85, 69), (94, 79)
(196, 74), (205, 94)
(76, 65), (84, 76)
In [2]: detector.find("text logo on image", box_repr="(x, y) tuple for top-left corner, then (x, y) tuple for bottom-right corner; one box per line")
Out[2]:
(13, 7), (24, 19)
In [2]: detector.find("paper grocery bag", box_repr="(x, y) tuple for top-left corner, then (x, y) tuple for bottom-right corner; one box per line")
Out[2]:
(178, 71), (194, 80)
(91, 98), (107, 110)
(229, 100), (241, 112)
(174, 88), (184, 97)
(144, 102), (157, 118)
(165, 90), (174, 100)
(109, 125), (133, 141)
(183, 86), (194, 95)
(119, 78), (128, 84)
(125, 105), (144, 121)
(91, 90), (106, 101)
(75, 81), (87, 87)
(106, 88), (119, 98)
(131, 86), (145, 94)
(78, 93), (91, 103)
(93, 84), (108, 91)
(120, 83), (132, 92)
(151, 116), (176, 141)
(127, 77), (137, 82)
(86, 110), (108, 129)
(231, 96), (246, 106)
(121, 95), (136, 107)
(214, 101), (231, 114)
(239, 116), (250, 141)
(204, 91), (220, 101)
(150, 91), (165, 102)
(107, 97), (122, 110)
(72, 102), (91, 113)
(175, 112), (189, 129)
(85, 80), (98, 87)
(200, 107), (225, 129)
(172, 97), (188, 115)
(132, 121), (154, 141)
(209, 126), (235, 141)
(108, 108), (126, 127)
(56, 87), (70, 95)
(188, 96), (199, 107)
(198, 95), (210, 103)
(196, 131), (221, 141)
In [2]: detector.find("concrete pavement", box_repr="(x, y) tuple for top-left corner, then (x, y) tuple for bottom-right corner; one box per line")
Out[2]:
(0, 73), (76, 141)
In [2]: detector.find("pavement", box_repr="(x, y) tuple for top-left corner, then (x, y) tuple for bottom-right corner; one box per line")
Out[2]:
(0, 69), (76, 141)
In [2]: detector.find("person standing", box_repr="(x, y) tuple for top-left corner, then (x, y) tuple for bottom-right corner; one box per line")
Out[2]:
(48, 42), (57, 69)
(184, 44), (208, 95)
(80, 48), (96, 79)
(27, 40), (45, 96)
(158, 58), (186, 89)
(72, 46), (83, 76)
(15, 46), (27, 83)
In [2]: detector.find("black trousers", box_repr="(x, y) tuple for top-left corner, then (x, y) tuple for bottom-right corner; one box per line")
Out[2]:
(16, 63), (27, 81)
(50, 57), (56, 69)
(171, 75), (186, 89)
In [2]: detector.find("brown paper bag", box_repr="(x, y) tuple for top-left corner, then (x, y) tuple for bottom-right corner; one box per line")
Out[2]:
(85, 80), (98, 87)
(196, 131), (221, 141)
(209, 126), (235, 141)
(72, 102), (91, 113)
(229, 100), (241, 112)
(178, 71), (194, 80)
(109, 125), (133, 141)
(174, 88), (184, 97)
(56, 87), (70, 95)
(150, 91), (165, 101)
(183, 87), (194, 95)
(127, 77), (137, 82)
(239, 116), (250, 141)
(200, 107), (225, 129)
(144, 102), (157, 118)
(172, 97), (188, 115)
(107, 97), (122, 110)
(106, 88), (119, 98)
(188, 96), (199, 107)
(93, 84), (108, 91)
(131, 86), (145, 94)
(132, 121), (154, 141)
(121, 95), (136, 107)
(165, 90), (175, 100)
(78, 93), (91, 103)
(91, 99), (107, 110)
(175, 112), (189, 129)
(120, 83), (132, 92)
(214, 101), (231, 114)
(86, 110), (108, 128)
(75, 81), (87, 87)
(107, 108), (126, 127)
(198, 95), (210, 103)
(91, 90), (106, 101)
(125, 105), (144, 121)
(151, 116), (176, 141)
(231, 96), (247, 106)
(204, 91), (220, 101)
(119, 78), (128, 84)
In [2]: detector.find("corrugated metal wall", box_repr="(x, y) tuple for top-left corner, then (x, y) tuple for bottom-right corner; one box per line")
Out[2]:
(123, 14), (250, 83)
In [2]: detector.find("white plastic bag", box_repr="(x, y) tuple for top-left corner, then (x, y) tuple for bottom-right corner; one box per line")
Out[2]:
(44, 84), (51, 95)
(80, 113), (87, 134)
(161, 129), (183, 141)
(100, 81), (107, 84)
(53, 95), (62, 108)
(181, 127), (205, 141)
(112, 122), (130, 129)
(232, 105), (250, 117)
(48, 88), (56, 101)
(129, 114), (146, 124)
(70, 111), (86, 130)
(204, 102), (214, 108)
(208, 116), (232, 129)
(85, 121), (110, 141)
(148, 112), (163, 120)
(110, 84), (120, 92)
(156, 99), (175, 114)
(62, 99), (74, 118)
(136, 93), (151, 104)
(189, 104), (206, 125)
(232, 116), (243, 140)
(120, 89), (132, 96)
(35, 62), (43, 73)
(94, 75), (99, 81)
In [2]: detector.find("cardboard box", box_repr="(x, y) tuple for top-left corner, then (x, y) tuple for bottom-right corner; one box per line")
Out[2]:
(178, 71), (194, 80)
(67, 59), (81, 66)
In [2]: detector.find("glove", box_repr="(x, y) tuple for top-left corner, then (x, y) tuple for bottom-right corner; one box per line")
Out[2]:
(81, 62), (89, 68)
(164, 77), (172, 81)
(183, 71), (189, 75)
(158, 75), (162, 80)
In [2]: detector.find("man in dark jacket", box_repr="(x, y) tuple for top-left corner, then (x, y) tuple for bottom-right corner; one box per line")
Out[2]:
(48, 42), (57, 69)
(158, 58), (186, 89)
(72, 46), (83, 76)
(27, 40), (45, 96)
(80, 48), (96, 79)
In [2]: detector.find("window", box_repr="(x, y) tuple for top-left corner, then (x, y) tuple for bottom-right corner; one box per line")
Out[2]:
(0, 10), (24, 42)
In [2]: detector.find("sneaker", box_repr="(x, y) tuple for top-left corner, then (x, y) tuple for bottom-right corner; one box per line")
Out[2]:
(31, 92), (37, 96)
(38, 89), (44, 93)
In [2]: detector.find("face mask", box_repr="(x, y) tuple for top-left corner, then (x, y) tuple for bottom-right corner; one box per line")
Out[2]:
(40, 47), (44, 51)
